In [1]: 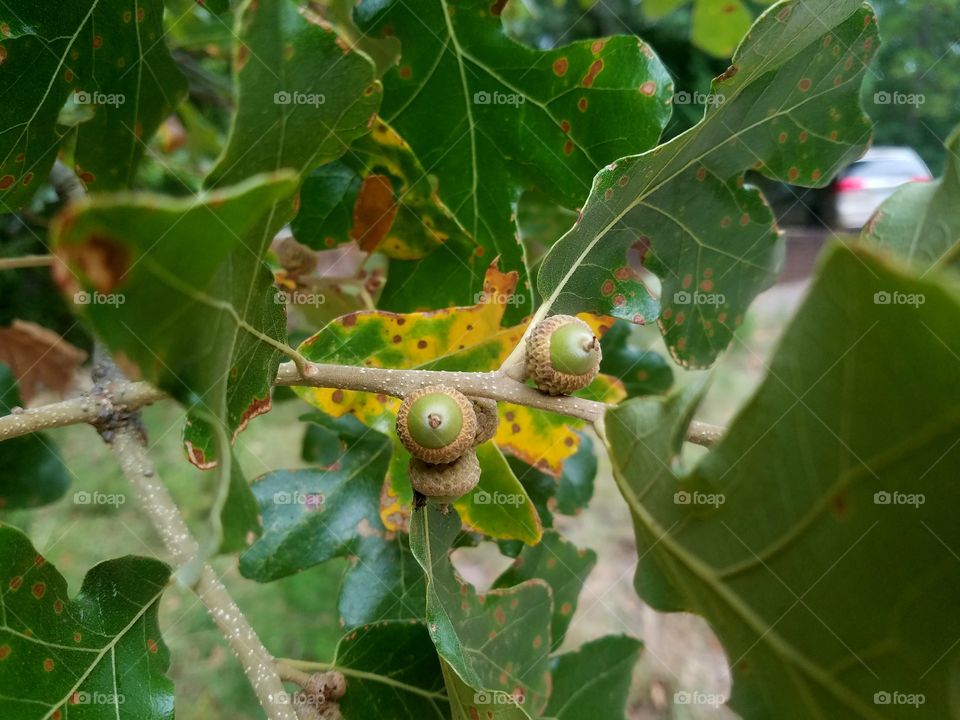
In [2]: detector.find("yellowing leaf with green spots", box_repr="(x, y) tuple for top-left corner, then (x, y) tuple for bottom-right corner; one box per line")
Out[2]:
(537, 0), (879, 368)
(296, 263), (623, 478)
(295, 260), (519, 423)
(381, 438), (542, 544)
(496, 374), (624, 477)
(643, 0), (758, 58)
(292, 118), (472, 260)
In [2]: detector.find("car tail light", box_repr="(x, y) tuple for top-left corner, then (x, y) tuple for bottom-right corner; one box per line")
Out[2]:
(910, 176), (932, 183)
(836, 177), (865, 192)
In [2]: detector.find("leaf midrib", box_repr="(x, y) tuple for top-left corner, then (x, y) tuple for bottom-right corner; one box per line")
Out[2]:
(41, 587), (164, 720)
(6, 0), (102, 168)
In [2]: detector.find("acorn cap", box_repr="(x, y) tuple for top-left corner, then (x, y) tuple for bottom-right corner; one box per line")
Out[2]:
(408, 449), (481, 504)
(526, 315), (601, 395)
(397, 386), (477, 464)
(470, 397), (499, 445)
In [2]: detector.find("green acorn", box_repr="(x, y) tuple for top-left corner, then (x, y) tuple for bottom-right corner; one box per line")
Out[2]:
(408, 448), (481, 504)
(526, 315), (601, 395)
(396, 386), (477, 464)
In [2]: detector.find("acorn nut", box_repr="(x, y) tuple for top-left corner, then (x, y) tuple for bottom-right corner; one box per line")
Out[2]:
(408, 448), (481, 504)
(526, 315), (601, 395)
(470, 397), (499, 445)
(397, 386), (477, 464)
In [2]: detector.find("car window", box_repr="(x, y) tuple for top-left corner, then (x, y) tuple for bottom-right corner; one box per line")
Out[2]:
(845, 157), (926, 178)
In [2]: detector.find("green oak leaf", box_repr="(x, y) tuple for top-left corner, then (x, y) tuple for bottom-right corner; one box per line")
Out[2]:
(239, 413), (391, 582)
(218, 451), (261, 554)
(599, 320), (674, 397)
(544, 635), (643, 720)
(493, 530), (596, 651)
(301, 411), (347, 466)
(410, 505), (552, 715)
(50, 172), (299, 456)
(338, 532), (426, 628)
(0, 0), (187, 207)
(180, 0), (382, 466)
(441, 660), (531, 720)
(0, 365), (70, 509)
(861, 124), (960, 275)
(605, 244), (960, 718)
(538, 0), (878, 368)
(335, 621), (450, 718)
(354, 0), (673, 321)
(0, 525), (173, 719)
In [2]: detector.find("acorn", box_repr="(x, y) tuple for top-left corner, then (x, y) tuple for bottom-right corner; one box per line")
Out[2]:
(397, 386), (477, 464)
(526, 315), (601, 395)
(470, 397), (499, 445)
(408, 448), (481, 504)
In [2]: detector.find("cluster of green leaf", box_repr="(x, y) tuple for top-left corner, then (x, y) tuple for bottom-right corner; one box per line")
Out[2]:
(2, 0), (959, 718)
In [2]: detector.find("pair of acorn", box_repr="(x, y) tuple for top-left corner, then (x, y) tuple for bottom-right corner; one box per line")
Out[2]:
(397, 315), (601, 505)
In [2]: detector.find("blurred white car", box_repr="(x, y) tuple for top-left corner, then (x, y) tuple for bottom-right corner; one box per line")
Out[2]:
(834, 147), (932, 229)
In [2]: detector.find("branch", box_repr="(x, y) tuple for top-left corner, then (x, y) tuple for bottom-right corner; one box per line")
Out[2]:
(0, 361), (724, 446)
(277, 361), (609, 423)
(0, 381), (165, 440)
(93, 354), (296, 720)
(279, 361), (724, 444)
(0, 254), (57, 270)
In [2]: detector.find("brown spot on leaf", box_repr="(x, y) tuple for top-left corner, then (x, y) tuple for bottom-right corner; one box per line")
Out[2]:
(582, 59), (603, 87)
(351, 174), (397, 252)
(56, 234), (131, 294)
